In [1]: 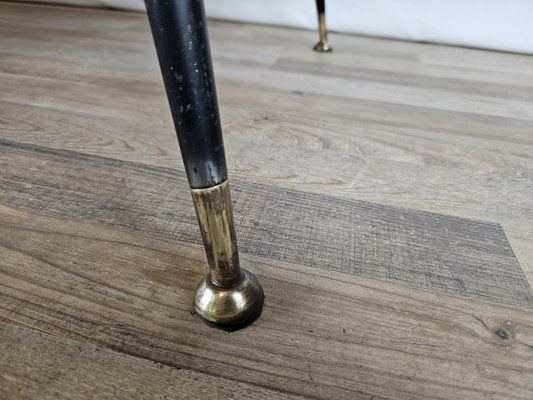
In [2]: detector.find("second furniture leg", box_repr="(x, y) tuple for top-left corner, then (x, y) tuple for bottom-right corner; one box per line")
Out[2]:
(313, 0), (333, 52)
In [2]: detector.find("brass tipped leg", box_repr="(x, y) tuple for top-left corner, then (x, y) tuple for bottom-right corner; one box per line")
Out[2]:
(313, 13), (332, 53)
(146, 0), (263, 329)
(191, 181), (264, 328)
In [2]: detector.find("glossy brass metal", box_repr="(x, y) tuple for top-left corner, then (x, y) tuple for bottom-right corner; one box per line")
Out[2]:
(313, 13), (332, 53)
(191, 181), (264, 327)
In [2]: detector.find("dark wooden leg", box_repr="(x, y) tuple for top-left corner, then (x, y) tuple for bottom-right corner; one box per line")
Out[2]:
(313, 0), (332, 52)
(144, 0), (264, 329)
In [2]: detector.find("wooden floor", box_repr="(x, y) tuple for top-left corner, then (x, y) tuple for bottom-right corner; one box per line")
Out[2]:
(1, 2), (533, 399)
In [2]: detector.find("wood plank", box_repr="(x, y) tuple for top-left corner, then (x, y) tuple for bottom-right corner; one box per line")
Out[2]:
(273, 58), (533, 102)
(1, 204), (533, 400)
(1, 138), (530, 307)
(0, 320), (305, 400)
(219, 61), (533, 122)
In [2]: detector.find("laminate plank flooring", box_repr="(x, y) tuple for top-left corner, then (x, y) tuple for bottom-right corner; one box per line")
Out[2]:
(1, 138), (531, 307)
(0, 4), (532, 284)
(1, 2), (533, 399)
(0, 322), (303, 400)
(1, 205), (533, 400)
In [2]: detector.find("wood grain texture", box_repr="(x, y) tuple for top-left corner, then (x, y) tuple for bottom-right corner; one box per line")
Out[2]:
(0, 321), (304, 400)
(1, 138), (531, 308)
(0, 2), (531, 288)
(1, 204), (533, 400)
(1, 2), (533, 399)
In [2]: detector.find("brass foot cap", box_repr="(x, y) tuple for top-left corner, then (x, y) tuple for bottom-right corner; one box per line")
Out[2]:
(194, 269), (264, 329)
(313, 41), (333, 52)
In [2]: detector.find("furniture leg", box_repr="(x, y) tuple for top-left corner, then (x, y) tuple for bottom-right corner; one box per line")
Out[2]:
(145, 0), (264, 329)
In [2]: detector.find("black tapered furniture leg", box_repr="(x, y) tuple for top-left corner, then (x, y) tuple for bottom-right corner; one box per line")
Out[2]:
(145, 0), (264, 329)
(313, 0), (332, 52)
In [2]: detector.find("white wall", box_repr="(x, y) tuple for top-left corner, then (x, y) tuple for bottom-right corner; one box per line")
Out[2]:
(24, 0), (533, 54)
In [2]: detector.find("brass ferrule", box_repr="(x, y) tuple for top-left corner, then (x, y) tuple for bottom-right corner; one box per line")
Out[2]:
(318, 13), (328, 43)
(191, 180), (241, 288)
(313, 13), (332, 52)
(191, 180), (264, 328)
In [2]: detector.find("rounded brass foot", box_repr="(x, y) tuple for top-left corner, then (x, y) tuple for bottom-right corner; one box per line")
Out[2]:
(194, 269), (264, 328)
(313, 41), (332, 52)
